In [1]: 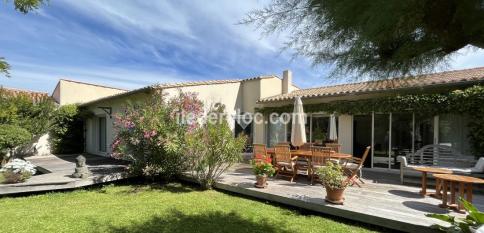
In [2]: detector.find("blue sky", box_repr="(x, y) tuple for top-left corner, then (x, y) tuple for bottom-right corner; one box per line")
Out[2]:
(1, 0), (484, 94)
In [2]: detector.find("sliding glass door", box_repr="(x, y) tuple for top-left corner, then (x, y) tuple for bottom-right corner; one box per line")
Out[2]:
(311, 115), (330, 145)
(267, 120), (286, 147)
(353, 115), (372, 167)
(373, 114), (390, 168)
(414, 114), (434, 152)
(439, 114), (471, 155)
(391, 113), (413, 169)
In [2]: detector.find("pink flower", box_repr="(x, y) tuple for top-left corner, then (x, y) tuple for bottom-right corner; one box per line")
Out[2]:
(143, 131), (151, 139)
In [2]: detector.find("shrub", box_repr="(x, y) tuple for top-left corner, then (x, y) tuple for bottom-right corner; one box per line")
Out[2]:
(0, 158), (36, 183)
(315, 162), (349, 190)
(0, 124), (32, 164)
(50, 104), (84, 154)
(112, 91), (203, 180)
(0, 89), (55, 136)
(186, 105), (247, 189)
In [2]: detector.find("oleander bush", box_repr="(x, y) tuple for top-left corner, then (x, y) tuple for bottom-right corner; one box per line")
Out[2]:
(186, 104), (247, 189)
(112, 91), (203, 180)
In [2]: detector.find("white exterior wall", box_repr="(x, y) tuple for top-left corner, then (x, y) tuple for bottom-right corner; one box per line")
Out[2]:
(84, 92), (150, 156)
(53, 80), (127, 105)
(162, 82), (242, 130)
(84, 82), (246, 156)
(83, 77), (291, 157)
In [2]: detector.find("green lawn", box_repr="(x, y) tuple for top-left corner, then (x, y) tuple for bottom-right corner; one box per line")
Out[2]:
(0, 183), (386, 233)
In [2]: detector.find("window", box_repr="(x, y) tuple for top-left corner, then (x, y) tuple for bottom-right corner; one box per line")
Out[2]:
(267, 116), (287, 147)
(439, 114), (471, 155)
(311, 115), (330, 145)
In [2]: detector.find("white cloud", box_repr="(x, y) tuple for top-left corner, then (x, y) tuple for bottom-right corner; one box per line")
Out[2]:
(2, 0), (484, 93)
(0, 61), (198, 93)
(448, 46), (484, 70)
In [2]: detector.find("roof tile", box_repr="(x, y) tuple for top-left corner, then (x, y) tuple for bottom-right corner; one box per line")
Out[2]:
(258, 67), (484, 103)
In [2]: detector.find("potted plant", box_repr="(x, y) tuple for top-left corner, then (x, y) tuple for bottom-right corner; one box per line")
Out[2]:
(251, 154), (275, 188)
(315, 162), (349, 204)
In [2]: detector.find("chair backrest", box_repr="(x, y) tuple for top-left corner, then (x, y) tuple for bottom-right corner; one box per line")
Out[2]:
(252, 144), (267, 162)
(357, 146), (371, 169)
(253, 144), (267, 161)
(325, 143), (341, 153)
(276, 142), (290, 146)
(300, 143), (313, 151)
(274, 145), (291, 163)
(311, 146), (332, 165)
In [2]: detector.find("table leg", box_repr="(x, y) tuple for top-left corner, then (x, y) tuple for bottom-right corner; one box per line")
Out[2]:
(467, 183), (473, 203)
(450, 182), (456, 205)
(435, 178), (442, 198)
(420, 172), (427, 196)
(439, 180), (448, 208)
(458, 182), (465, 212)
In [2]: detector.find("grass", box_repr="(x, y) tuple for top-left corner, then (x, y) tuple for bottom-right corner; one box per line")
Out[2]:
(0, 183), (387, 233)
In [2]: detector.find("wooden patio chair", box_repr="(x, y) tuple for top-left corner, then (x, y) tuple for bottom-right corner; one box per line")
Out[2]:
(325, 143), (341, 153)
(296, 143), (314, 177)
(300, 143), (313, 150)
(252, 144), (268, 162)
(343, 146), (371, 187)
(309, 146), (333, 185)
(274, 145), (298, 182)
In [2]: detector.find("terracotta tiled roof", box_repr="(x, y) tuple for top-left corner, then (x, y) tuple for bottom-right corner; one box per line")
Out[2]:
(80, 78), (253, 106)
(152, 76), (280, 88)
(79, 75), (290, 107)
(0, 87), (49, 103)
(258, 67), (484, 103)
(154, 79), (242, 89)
(59, 79), (128, 91)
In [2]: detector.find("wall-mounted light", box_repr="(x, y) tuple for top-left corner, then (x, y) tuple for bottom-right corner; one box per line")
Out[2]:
(97, 107), (112, 118)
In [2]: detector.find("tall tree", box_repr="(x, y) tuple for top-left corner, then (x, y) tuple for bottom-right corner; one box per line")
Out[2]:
(243, 0), (484, 79)
(1, 0), (46, 77)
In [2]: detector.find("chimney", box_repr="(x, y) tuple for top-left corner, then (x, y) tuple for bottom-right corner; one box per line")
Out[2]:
(282, 70), (292, 94)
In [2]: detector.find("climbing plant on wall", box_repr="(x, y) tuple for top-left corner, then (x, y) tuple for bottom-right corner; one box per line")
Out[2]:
(256, 85), (484, 156)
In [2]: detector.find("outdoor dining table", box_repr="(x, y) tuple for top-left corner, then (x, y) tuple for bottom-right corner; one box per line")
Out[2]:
(433, 173), (484, 213)
(412, 167), (453, 197)
(266, 148), (352, 160)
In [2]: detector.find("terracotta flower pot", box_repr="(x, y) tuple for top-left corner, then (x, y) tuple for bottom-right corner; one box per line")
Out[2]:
(255, 174), (268, 188)
(325, 186), (345, 204)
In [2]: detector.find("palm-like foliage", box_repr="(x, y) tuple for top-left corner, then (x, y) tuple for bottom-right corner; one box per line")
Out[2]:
(427, 197), (484, 233)
(243, 0), (484, 80)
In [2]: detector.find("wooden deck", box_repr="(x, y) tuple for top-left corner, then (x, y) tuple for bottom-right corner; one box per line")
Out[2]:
(0, 154), (129, 195)
(213, 164), (484, 233)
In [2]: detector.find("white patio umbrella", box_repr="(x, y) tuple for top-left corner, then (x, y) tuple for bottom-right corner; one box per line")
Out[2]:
(291, 97), (307, 147)
(329, 113), (338, 141)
